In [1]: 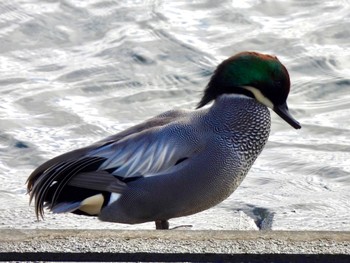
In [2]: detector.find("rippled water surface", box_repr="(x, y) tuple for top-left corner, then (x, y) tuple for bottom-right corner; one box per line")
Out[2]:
(0, 0), (349, 230)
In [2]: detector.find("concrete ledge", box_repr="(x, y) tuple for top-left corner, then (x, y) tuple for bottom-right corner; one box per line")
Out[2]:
(0, 230), (349, 262)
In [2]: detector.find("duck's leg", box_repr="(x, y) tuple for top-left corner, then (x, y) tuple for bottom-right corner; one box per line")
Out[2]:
(155, 220), (169, 230)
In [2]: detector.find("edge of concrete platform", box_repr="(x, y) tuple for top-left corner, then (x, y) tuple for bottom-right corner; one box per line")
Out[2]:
(0, 230), (349, 262)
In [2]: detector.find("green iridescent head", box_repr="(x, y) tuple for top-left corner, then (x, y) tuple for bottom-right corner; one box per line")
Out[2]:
(198, 51), (301, 129)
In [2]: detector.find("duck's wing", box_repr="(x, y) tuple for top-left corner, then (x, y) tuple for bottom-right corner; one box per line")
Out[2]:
(27, 109), (199, 218)
(88, 125), (196, 178)
(27, 109), (186, 189)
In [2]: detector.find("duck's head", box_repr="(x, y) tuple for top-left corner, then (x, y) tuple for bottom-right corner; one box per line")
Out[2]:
(197, 51), (301, 129)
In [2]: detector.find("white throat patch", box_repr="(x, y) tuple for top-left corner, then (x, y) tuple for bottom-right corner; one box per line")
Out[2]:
(243, 86), (274, 109)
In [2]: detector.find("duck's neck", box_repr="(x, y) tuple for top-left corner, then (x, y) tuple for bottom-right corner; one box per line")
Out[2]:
(197, 85), (255, 109)
(207, 93), (271, 135)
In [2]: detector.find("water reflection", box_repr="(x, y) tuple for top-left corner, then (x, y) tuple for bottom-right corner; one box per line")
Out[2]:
(0, 0), (349, 230)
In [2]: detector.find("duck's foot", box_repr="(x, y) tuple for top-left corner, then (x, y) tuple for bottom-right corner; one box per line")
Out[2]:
(155, 220), (169, 230)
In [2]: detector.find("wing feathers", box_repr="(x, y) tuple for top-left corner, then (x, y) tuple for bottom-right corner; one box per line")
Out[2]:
(68, 171), (126, 193)
(28, 156), (106, 218)
(27, 109), (197, 219)
(50, 157), (105, 209)
(51, 202), (81, 214)
(94, 136), (182, 178)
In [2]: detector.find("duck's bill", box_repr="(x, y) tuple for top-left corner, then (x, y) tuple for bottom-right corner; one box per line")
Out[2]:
(274, 103), (301, 129)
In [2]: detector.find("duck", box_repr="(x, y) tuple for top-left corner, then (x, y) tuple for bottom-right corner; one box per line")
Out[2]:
(27, 51), (301, 230)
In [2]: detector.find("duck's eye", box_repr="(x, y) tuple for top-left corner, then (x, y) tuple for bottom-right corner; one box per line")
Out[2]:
(274, 80), (282, 87)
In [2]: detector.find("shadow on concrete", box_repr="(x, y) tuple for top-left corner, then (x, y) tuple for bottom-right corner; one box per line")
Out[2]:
(0, 252), (350, 262)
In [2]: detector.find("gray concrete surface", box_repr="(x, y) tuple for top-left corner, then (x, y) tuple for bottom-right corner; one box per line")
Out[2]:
(0, 230), (349, 262)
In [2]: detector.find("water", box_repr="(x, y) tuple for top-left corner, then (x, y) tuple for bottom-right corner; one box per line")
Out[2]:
(0, 0), (349, 230)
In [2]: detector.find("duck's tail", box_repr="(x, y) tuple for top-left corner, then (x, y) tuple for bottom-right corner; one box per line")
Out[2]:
(27, 155), (125, 218)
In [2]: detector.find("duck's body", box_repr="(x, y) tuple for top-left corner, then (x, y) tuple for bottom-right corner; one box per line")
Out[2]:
(27, 51), (301, 229)
(99, 94), (270, 224)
